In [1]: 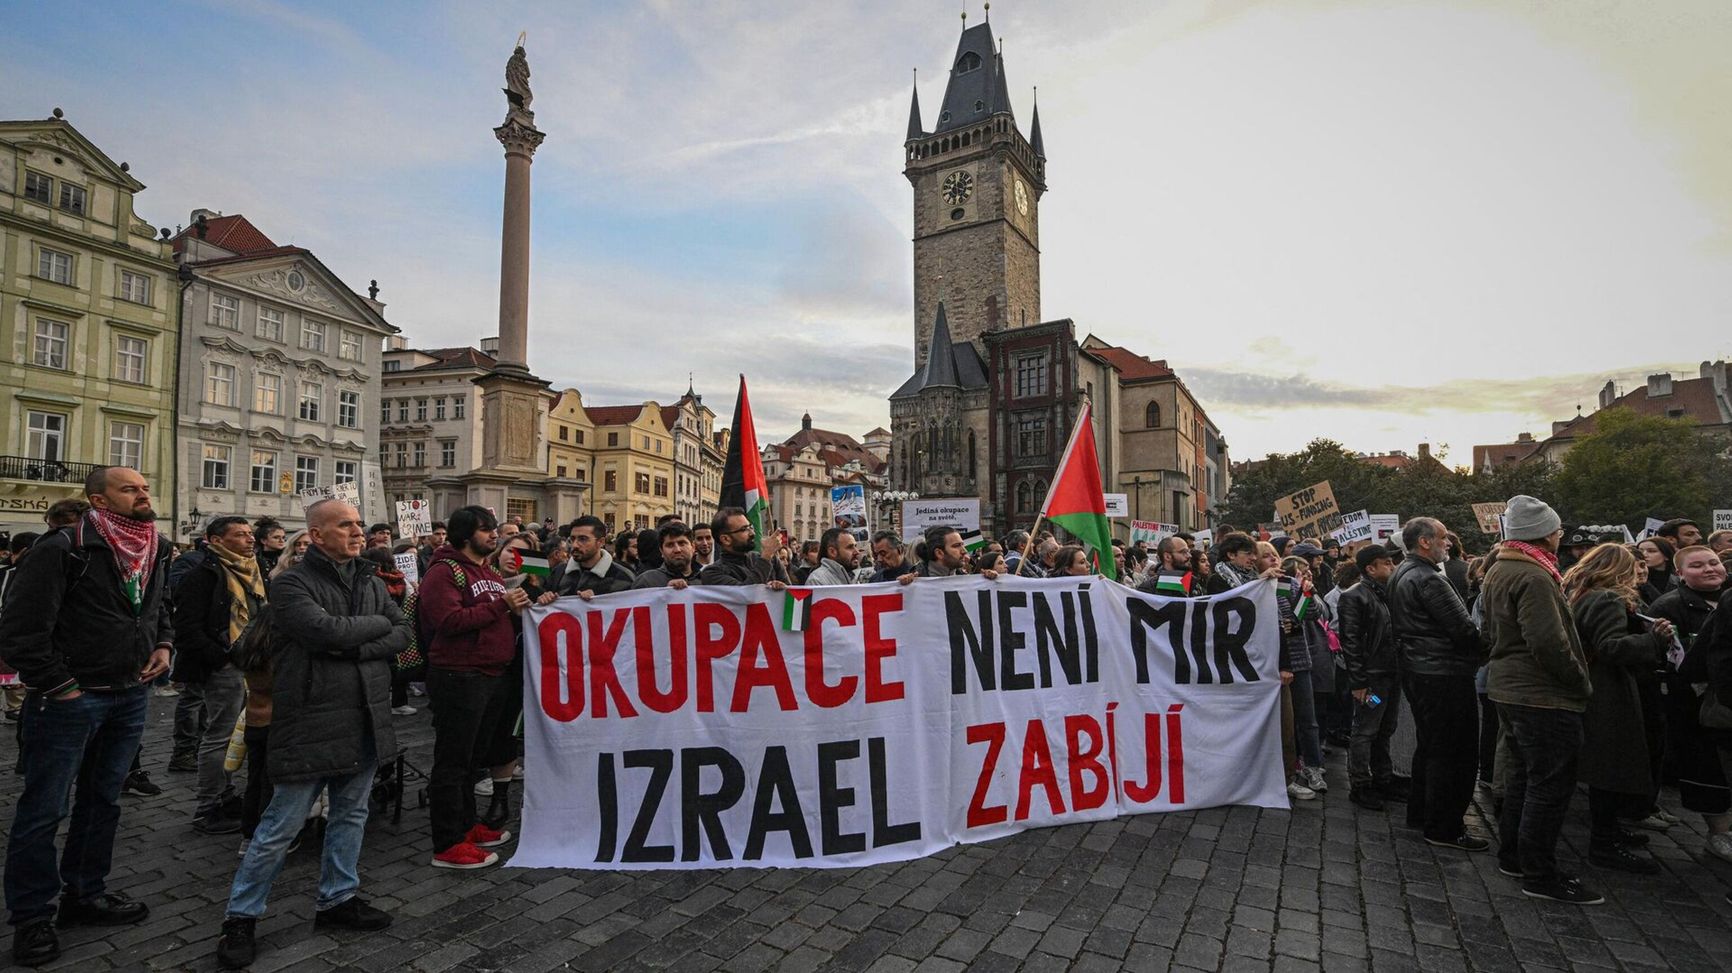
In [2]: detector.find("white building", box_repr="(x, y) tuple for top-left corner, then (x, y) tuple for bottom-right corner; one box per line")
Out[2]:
(378, 341), (492, 513)
(172, 211), (395, 534)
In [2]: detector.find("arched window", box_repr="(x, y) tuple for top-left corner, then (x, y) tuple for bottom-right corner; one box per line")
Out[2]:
(1016, 480), (1033, 514)
(1146, 401), (1161, 428)
(957, 52), (982, 73)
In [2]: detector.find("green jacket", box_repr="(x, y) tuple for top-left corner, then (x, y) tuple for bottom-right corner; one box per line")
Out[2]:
(1484, 548), (1590, 712)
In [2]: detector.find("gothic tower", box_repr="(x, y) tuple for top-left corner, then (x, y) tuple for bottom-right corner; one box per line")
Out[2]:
(904, 18), (1047, 368)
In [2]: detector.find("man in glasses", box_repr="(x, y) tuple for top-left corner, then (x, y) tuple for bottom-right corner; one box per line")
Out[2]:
(699, 508), (787, 588)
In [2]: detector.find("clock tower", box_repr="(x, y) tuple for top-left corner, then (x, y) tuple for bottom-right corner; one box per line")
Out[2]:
(904, 18), (1047, 368)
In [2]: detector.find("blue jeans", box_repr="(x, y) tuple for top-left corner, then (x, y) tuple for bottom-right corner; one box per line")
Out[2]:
(225, 732), (376, 919)
(5, 688), (149, 925)
(1497, 703), (1582, 881)
(1289, 670), (1324, 768)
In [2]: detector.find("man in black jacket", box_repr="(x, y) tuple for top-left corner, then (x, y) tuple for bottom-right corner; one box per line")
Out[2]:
(555, 516), (636, 600)
(172, 516), (263, 835)
(1389, 516), (1487, 850)
(632, 522), (701, 589)
(1339, 545), (1401, 810)
(700, 508), (788, 588)
(215, 499), (408, 970)
(0, 467), (172, 968)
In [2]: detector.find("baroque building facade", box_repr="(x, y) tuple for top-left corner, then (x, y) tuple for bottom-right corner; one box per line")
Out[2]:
(378, 342), (489, 511)
(172, 211), (395, 533)
(0, 114), (178, 534)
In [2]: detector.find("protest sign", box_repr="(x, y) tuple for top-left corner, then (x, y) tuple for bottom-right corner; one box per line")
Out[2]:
(1193, 529), (1213, 548)
(1103, 494), (1129, 518)
(1331, 510), (1372, 545)
(513, 576), (1285, 870)
(1716, 510), (1732, 532)
(1274, 481), (1340, 539)
(394, 551), (420, 588)
(1369, 515), (1401, 542)
(1636, 517), (1665, 541)
(396, 499), (432, 539)
(830, 485), (867, 540)
(1129, 521), (1180, 546)
(1471, 503), (1507, 536)
(900, 498), (981, 543)
(299, 481), (361, 511)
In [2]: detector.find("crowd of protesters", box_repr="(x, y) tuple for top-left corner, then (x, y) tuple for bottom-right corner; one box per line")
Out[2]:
(3, 467), (1732, 966)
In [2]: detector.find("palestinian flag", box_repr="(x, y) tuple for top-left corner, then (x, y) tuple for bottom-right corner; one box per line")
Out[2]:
(961, 530), (986, 553)
(1037, 402), (1118, 581)
(515, 553), (550, 578)
(782, 588), (813, 632)
(718, 374), (769, 551)
(1154, 570), (1194, 597)
(1291, 581), (1315, 620)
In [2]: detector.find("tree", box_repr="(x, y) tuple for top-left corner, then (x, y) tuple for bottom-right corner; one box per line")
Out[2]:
(1552, 408), (1724, 528)
(1221, 439), (1393, 530)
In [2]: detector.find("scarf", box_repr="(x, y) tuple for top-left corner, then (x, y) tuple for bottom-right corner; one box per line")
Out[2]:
(89, 508), (162, 613)
(208, 541), (266, 642)
(1505, 540), (1562, 583)
(376, 568), (406, 602)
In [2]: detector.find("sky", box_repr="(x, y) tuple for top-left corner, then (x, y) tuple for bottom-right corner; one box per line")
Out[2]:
(5, 0), (1728, 463)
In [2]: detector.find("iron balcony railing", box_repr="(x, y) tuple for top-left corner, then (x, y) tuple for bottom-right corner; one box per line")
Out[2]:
(0, 455), (106, 483)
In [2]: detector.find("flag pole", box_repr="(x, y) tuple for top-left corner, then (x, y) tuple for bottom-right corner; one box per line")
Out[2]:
(1015, 509), (1046, 576)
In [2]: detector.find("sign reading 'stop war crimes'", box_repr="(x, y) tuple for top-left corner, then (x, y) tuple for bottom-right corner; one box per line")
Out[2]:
(1274, 481), (1340, 539)
(512, 577), (1287, 871)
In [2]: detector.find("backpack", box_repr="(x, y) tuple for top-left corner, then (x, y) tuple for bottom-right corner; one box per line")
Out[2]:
(397, 558), (469, 672)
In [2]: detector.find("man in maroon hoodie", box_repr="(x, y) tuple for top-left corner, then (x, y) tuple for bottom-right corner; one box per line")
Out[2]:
(418, 505), (528, 869)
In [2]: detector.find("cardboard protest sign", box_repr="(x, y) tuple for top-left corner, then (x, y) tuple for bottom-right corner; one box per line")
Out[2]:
(515, 576), (1286, 870)
(900, 498), (981, 543)
(299, 481), (361, 511)
(1274, 481), (1340, 540)
(1471, 503), (1507, 536)
(1103, 494), (1129, 518)
(396, 499), (432, 539)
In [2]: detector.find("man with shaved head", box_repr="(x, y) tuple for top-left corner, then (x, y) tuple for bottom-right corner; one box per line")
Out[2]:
(1, 466), (173, 967)
(216, 498), (409, 969)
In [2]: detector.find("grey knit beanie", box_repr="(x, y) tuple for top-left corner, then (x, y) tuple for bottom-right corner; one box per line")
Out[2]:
(1503, 495), (1561, 541)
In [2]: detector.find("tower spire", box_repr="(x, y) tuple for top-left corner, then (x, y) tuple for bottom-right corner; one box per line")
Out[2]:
(1030, 86), (1045, 158)
(906, 68), (924, 140)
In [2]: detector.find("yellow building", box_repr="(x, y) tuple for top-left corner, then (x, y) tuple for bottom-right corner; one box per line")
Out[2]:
(546, 389), (675, 534)
(0, 114), (178, 533)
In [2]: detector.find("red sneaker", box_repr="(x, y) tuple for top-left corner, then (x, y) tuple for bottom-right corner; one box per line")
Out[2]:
(466, 823), (512, 848)
(431, 841), (498, 869)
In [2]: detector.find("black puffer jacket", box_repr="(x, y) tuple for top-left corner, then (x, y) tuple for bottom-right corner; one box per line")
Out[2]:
(700, 550), (783, 587)
(1338, 579), (1396, 689)
(0, 517), (174, 696)
(169, 552), (241, 685)
(1389, 553), (1484, 676)
(267, 545), (407, 783)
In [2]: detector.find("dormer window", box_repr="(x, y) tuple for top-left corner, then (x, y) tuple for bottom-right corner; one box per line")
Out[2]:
(973, 100), (985, 112)
(957, 52), (982, 73)
(939, 110), (951, 122)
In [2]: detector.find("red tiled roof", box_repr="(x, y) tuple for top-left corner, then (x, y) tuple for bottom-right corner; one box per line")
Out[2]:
(1561, 377), (1727, 439)
(660, 405), (681, 433)
(584, 405), (646, 426)
(408, 347), (496, 371)
(1472, 441), (1541, 470)
(1087, 344), (1174, 382)
(170, 214), (277, 256)
(183, 245), (312, 269)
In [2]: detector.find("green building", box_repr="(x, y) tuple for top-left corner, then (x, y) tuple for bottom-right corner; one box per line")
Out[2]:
(0, 113), (178, 534)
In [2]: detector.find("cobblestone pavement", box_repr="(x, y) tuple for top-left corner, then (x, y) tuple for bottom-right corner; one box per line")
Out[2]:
(4, 696), (1731, 972)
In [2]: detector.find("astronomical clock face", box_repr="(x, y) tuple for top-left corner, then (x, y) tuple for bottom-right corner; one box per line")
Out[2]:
(1014, 178), (1030, 216)
(942, 170), (974, 204)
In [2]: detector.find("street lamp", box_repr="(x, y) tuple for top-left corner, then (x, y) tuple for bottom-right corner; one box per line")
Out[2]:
(870, 490), (919, 536)
(182, 505), (204, 538)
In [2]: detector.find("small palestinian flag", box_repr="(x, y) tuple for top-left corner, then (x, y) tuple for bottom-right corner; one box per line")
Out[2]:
(507, 549), (550, 578)
(1154, 571), (1194, 597)
(961, 530), (986, 553)
(782, 588), (813, 632)
(1294, 589), (1315, 620)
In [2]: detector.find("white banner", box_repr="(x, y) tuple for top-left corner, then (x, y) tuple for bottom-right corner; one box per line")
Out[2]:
(513, 576), (1286, 870)
(1129, 521), (1180, 546)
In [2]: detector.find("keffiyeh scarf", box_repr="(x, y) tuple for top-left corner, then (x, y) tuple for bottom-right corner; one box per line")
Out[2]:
(88, 508), (162, 613)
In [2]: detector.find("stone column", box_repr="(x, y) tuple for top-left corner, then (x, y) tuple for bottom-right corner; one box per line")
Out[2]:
(493, 109), (544, 372)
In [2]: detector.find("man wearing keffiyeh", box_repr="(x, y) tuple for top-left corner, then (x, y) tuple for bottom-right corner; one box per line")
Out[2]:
(0, 467), (172, 967)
